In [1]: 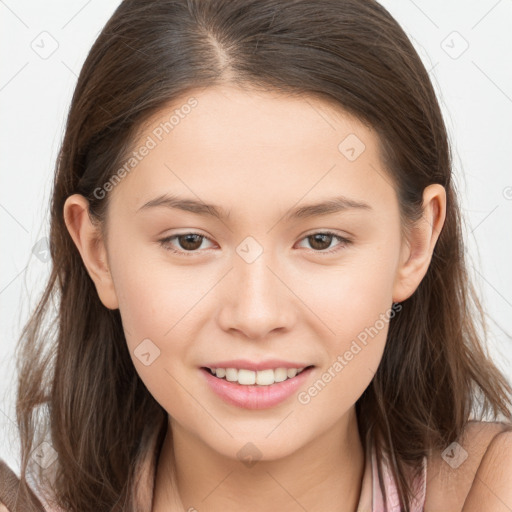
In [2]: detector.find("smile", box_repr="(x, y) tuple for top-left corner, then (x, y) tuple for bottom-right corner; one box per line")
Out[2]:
(204, 366), (311, 386)
(200, 366), (315, 409)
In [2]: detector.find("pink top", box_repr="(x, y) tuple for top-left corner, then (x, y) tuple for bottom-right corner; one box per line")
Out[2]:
(19, 428), (427, 512)
(357, 428), (427, 511)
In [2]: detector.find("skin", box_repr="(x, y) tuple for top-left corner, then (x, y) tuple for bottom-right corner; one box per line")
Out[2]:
(63, 85), (446, 512)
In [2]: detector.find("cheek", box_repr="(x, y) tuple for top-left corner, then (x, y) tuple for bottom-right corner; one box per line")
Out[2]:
(108, 226), (398, 409)
(108, 252), (201, 412)
(299, 245), (398, 341)
(108, 237), (197, 345)
(294, 244), (398, 403)
(108, 243), (219, 401)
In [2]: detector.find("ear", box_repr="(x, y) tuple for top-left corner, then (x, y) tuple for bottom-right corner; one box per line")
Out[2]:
(63, 194), (119, 310)
(392, 184), (447, 303)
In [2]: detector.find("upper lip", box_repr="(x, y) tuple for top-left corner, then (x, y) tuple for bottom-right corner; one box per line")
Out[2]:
(202, 359), (314, 371)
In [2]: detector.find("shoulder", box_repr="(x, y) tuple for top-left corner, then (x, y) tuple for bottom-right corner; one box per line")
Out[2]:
(461, 423), (512, 511)
(424, 420), (512, 512)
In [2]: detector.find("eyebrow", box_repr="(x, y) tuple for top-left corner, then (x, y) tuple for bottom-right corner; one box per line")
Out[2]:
(136, 193), (372, 221)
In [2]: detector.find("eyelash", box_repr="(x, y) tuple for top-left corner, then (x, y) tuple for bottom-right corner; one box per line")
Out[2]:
(158, 231), (352, 257)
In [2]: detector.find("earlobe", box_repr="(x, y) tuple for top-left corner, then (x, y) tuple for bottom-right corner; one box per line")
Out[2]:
(392, 184), (447, 303)
(63, 194), (119, 310)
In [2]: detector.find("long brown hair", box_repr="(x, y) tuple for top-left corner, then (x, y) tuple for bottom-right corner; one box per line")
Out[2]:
(14, 0), (512, 510)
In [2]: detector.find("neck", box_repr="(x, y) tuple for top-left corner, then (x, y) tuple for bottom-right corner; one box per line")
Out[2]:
(152, 407), (365, 512)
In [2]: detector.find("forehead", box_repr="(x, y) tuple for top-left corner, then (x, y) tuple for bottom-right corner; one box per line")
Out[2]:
(108, 85), (396, 219)
(138, 85), (373, 154)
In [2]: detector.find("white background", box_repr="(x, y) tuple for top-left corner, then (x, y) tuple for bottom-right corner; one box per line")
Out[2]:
(1, 0), (511, 473)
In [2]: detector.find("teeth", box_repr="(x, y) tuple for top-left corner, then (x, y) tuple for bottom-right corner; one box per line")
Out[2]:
(210, 367), (308, 386)
(287, 368), (297, 378)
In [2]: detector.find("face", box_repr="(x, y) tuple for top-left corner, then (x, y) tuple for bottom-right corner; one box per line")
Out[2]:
(66, 84), (442, 462)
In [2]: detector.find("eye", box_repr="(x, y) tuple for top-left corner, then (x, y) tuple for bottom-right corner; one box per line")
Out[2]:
(295, 231), (352, 254)
(158, 232), (215, 256)
(159, 230), (352, 257)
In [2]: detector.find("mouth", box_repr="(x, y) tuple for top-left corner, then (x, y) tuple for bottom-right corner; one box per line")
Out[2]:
(200, 365), (316, 410)
(201, 365), (315, 386)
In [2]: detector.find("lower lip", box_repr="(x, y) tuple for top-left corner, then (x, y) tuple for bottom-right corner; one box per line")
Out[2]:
(200, 367), (314, 410)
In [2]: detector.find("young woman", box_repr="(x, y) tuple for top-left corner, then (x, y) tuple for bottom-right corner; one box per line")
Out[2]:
(1, 0), (511, 511)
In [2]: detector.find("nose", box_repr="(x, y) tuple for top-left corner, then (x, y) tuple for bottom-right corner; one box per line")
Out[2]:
(217, 249), (296, 340)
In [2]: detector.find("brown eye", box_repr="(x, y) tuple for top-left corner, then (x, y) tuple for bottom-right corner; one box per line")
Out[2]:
(158, 230), (351, 257)
(307, 233), (334, 251)
(175, 234), (203, 251)
(296, 231), (352, 254)
(158, 232), (214, 256)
